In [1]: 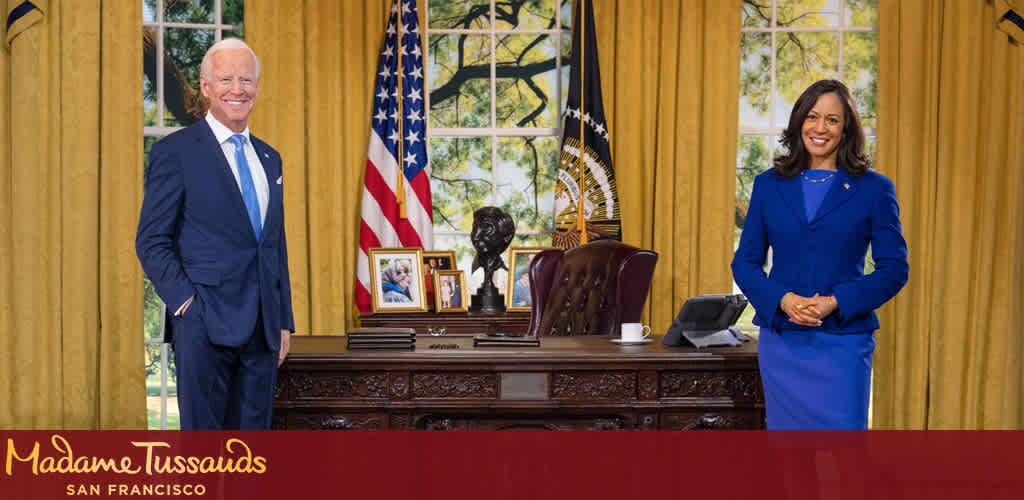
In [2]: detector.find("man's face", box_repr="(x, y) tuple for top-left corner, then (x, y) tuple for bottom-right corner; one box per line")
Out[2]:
(200, 48), (259, 133)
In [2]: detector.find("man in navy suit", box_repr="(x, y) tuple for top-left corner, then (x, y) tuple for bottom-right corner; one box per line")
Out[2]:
(136, 38), (294, 430)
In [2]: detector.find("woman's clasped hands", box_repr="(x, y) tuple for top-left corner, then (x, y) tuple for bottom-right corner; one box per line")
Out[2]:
(780, 292), (838, 327)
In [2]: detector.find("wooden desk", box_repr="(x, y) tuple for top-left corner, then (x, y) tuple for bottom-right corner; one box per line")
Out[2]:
(274, 335), (764, 430)
(359, 311), (530, 335)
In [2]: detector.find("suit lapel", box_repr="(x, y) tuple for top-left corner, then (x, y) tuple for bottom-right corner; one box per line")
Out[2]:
(194, 121), (259, 241)
(809, 168), (857, 224)
(776, 174), (808, 226)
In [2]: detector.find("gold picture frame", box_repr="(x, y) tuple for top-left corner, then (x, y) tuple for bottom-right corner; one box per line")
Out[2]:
(368, 247), (428, 313)
(422, 250), (457, 310)
(505, 247), (550, 312)
(434, 270), (468, 313)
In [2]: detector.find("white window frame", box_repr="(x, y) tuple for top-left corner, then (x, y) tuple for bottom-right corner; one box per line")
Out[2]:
(142, 0), (243, 430)
(424, 0), (570, 244)
(738, 0), (877, 162)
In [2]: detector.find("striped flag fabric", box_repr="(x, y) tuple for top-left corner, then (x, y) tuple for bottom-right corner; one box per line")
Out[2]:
(356, 0), (433, 314)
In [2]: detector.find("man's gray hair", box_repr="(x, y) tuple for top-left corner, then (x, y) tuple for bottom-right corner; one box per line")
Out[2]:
(200, 38), (261, 78)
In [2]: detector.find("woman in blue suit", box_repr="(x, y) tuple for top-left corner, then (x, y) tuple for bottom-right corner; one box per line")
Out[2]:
(731, 80), (908, 430)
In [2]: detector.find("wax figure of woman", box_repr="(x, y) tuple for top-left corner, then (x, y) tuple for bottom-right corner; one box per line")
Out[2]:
(731, 79), (908, 430)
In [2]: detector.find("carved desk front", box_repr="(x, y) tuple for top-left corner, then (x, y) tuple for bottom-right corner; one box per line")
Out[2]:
(274, 335), (764, 430)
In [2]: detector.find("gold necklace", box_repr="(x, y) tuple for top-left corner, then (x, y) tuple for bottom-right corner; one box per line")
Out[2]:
(802, 171), (835, 183)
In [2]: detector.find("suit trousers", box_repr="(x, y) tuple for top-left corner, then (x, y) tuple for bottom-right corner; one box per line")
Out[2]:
(172, 303), (278, 430)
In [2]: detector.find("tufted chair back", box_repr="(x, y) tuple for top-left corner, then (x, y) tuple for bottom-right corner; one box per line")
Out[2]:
(526, 240), (658, 337)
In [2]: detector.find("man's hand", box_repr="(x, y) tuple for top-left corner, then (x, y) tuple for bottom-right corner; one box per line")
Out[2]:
(780, 292), (823, 327)
(278, 330), (291, 367)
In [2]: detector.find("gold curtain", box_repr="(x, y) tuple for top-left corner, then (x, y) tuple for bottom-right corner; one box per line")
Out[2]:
(873, 0), (1024, 429)
(246, 1), (397, 334)
(0, 0), (145, 428)
(246, 0), (740, 334)
(594, 0), (740, 327)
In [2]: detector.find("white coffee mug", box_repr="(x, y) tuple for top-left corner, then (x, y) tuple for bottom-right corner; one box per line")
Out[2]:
(620, 323), (652, 342)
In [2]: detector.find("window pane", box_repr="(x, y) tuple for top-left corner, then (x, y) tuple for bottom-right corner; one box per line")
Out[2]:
(742, 0), (771, 28)
(496, 0), (557, 30)
(430, 137), (492, 231)
(496, 136), (557, 231)
(143, 276), (165, 339)
(144, 75), (156, 126)
(774, 31), (838, 128)
(560, 32), (571, 113)
(164, 0), (214, 24)
(429, 34), (491, 128)
(223, 0), (245, 26)
(496, 34), (559, 128)
(560, 0), (572, 29)
(429, 0), (490, 29)
(865, 135), (876, 165)
(145, 342), (179, 430)
(845, 0), (878, 27)
(736, 135), (771, 234)
(843, 31), (877, 128)
(143, 0), (156, 22)
(512, 233), (553, 248)
(779, 0), (839, 28)
(164, 27), (213, 127)
(740, 32), (771, 129)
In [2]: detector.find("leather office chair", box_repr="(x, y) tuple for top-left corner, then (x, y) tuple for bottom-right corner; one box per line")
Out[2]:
(526, 239), (658, 337)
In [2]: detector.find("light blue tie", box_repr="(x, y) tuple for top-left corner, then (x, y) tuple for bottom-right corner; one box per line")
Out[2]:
(229, 134), (262, 240)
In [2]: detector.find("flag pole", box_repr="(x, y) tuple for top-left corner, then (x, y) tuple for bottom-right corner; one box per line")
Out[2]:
(575, 0), (588, 244)
(396, 2), (407, 219)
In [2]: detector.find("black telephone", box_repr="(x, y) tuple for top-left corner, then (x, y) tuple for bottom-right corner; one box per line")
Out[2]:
(663, 294), (749, 348)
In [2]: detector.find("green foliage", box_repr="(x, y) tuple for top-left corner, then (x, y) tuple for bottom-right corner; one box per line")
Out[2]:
(428, 0), (569, 243)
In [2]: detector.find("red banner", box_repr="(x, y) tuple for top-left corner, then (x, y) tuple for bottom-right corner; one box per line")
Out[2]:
(2, 431), (1022, 499)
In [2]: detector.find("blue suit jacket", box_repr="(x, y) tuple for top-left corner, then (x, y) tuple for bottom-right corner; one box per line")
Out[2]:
(731, 168), (908, 333)
(136, 120), (295, 350)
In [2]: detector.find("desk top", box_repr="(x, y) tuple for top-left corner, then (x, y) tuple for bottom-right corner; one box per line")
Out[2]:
(287, 334), (758, 364)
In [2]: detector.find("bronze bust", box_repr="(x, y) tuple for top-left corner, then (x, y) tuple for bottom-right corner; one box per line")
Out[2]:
(469, 206), (515, 313)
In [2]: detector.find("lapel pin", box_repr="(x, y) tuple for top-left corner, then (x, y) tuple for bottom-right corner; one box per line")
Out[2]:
(843, 183), (850, 189)
(264, 153), (270, 158)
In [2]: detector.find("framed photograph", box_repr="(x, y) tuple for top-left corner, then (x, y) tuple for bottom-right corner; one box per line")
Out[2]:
(434, 270), (468, 313)
(368, 247), (428, 313)
(506, 247), (550, 312)
(422, 250), (457, 310)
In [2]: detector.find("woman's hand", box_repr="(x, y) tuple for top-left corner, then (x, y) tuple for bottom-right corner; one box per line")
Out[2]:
(803, 294), (838, 319)
(780, 292), (823, 327)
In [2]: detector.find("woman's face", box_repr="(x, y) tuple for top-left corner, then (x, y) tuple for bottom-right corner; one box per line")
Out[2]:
(801, 92), (845, 164)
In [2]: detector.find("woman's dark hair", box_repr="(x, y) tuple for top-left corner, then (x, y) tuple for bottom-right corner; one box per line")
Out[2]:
(773, 79), (870, 178)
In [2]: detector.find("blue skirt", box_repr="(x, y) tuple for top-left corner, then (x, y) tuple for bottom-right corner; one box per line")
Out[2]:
(758, 327), (875, 430)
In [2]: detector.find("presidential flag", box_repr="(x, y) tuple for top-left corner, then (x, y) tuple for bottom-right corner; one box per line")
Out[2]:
(552, 0), (620, 249)
(356, 0), (432, 314)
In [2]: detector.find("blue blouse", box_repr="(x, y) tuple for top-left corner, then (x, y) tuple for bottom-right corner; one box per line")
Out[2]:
(801, 169), (837, 221)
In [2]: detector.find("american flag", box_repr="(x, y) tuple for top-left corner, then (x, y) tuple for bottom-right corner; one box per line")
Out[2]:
(356, 0), (433, 314)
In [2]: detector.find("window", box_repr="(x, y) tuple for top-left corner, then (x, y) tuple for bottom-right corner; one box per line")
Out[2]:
(142, 0), (244, 430)
(426, 0), (572, 292)
(735, 0), (878, 327)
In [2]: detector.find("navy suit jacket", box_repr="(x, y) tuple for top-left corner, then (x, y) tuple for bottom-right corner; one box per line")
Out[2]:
(136, 120), (295, 350)
(731, 168), (908, 333)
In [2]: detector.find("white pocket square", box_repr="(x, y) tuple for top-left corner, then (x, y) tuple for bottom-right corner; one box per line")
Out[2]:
(276, 176), (282, 185)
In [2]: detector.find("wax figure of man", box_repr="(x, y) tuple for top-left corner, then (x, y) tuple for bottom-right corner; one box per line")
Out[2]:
(136, 38), (294, 430)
